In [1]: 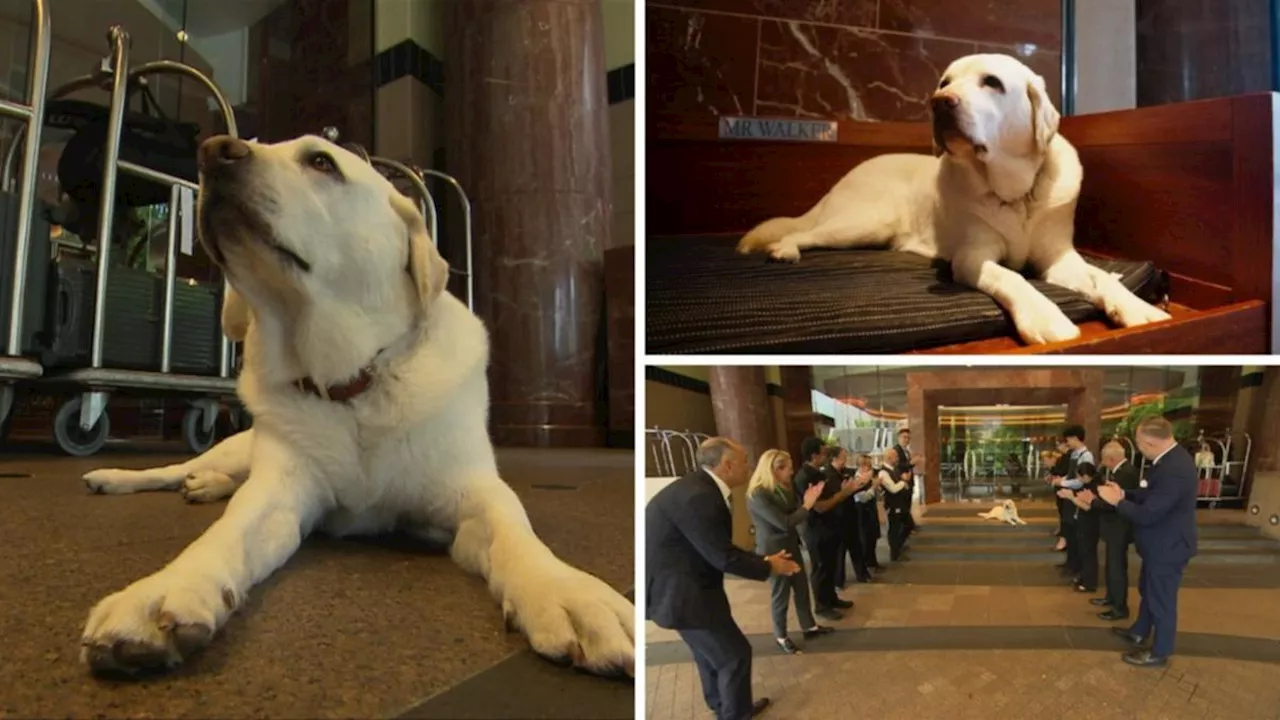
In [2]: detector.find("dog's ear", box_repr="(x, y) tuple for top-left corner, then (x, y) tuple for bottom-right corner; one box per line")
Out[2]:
(1027, 74), (1060, 151)
(390, 194), (449, 313)
(221, 286), (251, 342)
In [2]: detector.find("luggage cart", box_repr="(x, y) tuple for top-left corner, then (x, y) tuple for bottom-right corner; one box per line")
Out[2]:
(1194, 429), (1250, 508)
(27, 26), (240, 456)
(0, 0), (50, 441)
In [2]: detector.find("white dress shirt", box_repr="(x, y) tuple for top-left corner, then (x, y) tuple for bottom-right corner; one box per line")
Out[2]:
(705, 468), (733, 510)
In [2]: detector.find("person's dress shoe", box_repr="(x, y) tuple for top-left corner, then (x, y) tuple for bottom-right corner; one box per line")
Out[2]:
(775, 637), (800, 654)
(1089, 598), (1111, 606)
(1111, 627), (1144, 646)
(752, 698), (771, 716)
(1122, 650), (1168, 668)
(833, 598), (854, 609)
(856, 575), (874, 583)
(1074, 584), (1095, 593)
(802, 625), (834, 639)
(816, 608), (843, 621)
(1098, 609), (1130, 621)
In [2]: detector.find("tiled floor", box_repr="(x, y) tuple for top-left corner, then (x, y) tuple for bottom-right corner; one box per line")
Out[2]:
(645, 504), (1280, 720)
(0, 445), (635, 719)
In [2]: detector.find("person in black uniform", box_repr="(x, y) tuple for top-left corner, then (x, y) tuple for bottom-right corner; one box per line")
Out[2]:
(793, 438), (857, 620)
(853, 453), (883, 572)
(892, 429), (919, 536)
(829, 447), (872, 587)
(879, 447), (913, 561)
(1059, 462), (1102, 593)
(1046, 441), (1071, 551)
(1091, 441), (1140, 620)
(647, 437), (802, 719)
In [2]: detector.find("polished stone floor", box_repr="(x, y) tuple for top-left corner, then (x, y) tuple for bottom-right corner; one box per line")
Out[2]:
(0, 444), (635, 719)
(645, 503), (1280, 720)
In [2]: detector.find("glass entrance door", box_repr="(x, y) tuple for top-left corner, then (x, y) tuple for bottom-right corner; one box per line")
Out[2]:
(938, 404), (1069, 501)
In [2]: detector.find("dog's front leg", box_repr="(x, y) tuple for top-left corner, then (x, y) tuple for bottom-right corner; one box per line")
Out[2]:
(1038, 249), (1172, 328)
(80, 432), (321, 675)
(952, 245), (1082, 344)
(83, 428), (254, 502)
(449, 474), (634, 676)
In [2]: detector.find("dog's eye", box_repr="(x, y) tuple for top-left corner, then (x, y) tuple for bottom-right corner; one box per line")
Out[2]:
(938, 78), (950, 89)
(308, 153), (338, 174)
(981, 75), (1005, 92)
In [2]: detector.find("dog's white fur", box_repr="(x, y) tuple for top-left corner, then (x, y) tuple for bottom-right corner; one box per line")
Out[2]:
(78, 135), (634, 677)
(736, 54), (1170, 345)
(978, 499), (1027, 526)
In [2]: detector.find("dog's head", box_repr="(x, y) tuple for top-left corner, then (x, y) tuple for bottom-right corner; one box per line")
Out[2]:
(1002, 499), (1016, 512)
(196, 135), (448, 348)
(930, 54), (1059, 162)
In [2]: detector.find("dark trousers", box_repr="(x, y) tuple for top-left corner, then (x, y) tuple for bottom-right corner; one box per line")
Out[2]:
(834, 520), (870, 586)
(1130, 559), (1188, 658)
(1075, 521), (1100, 589)
(1061, 518), (1080, 573)
(887, 509), (909, 560)
(804, 527), (840, 609)
(679, 616), (754, 720)
(1102, 530), (1132, 612)
(861, 507), (881, 568)
(769, 557), (816, 639)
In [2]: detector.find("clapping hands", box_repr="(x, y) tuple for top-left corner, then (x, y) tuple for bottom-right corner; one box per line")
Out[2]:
(1097, 480), (1124, 505)
(802, 482), (823, 510)
(765, 550), (801, 576)
(1055, 488), (1074, 500)
(1077, 488), (1096, 504)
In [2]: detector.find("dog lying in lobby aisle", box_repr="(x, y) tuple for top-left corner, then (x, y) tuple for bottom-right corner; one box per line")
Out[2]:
(736, 54), (1170, 345)
(77, 135), (634, 678)
(978, 499), (1027, 526)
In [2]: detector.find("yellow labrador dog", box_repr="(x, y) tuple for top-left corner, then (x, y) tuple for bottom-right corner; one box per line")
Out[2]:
(737, 54), (1170, 345)
(78, 135), (634, 677)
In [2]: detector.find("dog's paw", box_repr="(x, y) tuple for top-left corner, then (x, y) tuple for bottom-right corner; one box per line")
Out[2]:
(181, 471), (238, 504)
(83, 469), (160, 495)
(1110, 300), (1171, 328)
(81, 570), (238, 676)
(501, 563), (635, 677)
(1012, 302), (1081, 345)
(766, 242), (800, 263)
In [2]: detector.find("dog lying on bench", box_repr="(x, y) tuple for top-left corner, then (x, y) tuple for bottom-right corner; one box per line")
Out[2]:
(736, 53), (1171, 345)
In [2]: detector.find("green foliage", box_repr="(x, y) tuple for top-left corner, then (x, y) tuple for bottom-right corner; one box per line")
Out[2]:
(1115, 397), (1194, 441)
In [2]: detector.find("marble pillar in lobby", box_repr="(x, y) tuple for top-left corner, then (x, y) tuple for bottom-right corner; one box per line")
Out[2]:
(779, 366), (816, 469)
(709, 366), (776, 549)
(445, 0), (611, 447)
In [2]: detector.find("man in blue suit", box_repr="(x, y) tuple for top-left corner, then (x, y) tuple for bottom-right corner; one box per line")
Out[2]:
(647, 437), (802, 719)
(1095, 416), (1198, 667)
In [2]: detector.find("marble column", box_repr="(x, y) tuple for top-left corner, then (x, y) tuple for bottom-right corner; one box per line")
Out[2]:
(709, 366), (775, 549)
(779, 366), (815, 467)
(1246, 368), (1280, 498)
(445, 0), (611, 447)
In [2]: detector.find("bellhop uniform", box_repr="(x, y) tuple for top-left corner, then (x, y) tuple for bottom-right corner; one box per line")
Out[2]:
(1094, 459), (1139, 614)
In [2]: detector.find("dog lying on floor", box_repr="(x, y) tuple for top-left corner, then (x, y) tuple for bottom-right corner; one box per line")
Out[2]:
(736, 53), (1170, 345)
(78, 135), (634, 678)
(978, 499), (1027, 526)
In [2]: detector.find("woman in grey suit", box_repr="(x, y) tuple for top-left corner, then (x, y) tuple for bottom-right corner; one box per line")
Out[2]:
(747, 449), (835, 653)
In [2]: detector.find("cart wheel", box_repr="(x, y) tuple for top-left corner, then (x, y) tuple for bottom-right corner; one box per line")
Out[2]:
(182, 407), (218, 454)
(53, 397), (110, 457)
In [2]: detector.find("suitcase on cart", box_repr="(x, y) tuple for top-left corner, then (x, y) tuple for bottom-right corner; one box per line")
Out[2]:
(42, 256), (222, 375)
(0, 191), (53, 356)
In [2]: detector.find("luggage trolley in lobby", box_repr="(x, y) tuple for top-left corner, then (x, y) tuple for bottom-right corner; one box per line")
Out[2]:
(0, 0), (51, 441)
(18, 26), (241, 456)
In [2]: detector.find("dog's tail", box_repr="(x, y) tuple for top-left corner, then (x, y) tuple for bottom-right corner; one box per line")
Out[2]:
(736, 215), (811, 254)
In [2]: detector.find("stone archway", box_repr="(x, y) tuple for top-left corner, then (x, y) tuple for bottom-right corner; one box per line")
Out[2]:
(906, 369), (1106, 503)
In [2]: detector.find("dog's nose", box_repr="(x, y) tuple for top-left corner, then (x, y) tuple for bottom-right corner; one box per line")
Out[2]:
(199, 136), (251, 170)
(931, 93), (960, 113)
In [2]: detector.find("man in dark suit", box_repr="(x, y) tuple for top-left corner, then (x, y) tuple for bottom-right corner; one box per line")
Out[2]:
(1096, 417), (1198, 667)
(1090, 441), (1140, 620)
(647, 437), (802, 719)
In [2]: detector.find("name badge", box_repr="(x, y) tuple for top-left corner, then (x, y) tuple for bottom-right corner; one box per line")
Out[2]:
(1139, 480), (1148, 489)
